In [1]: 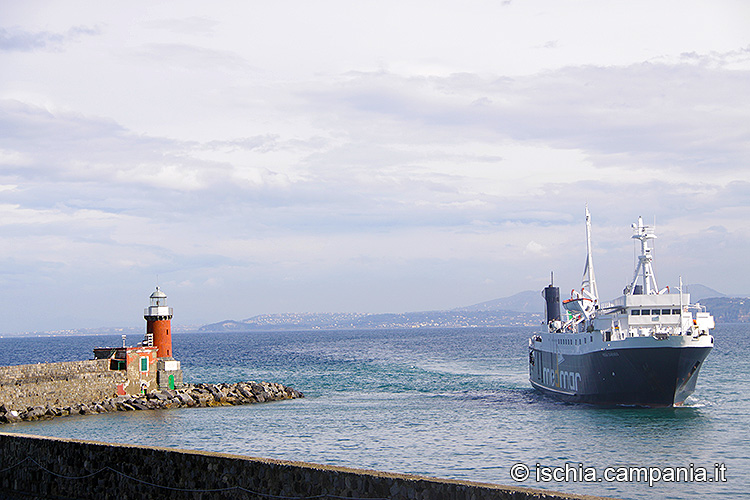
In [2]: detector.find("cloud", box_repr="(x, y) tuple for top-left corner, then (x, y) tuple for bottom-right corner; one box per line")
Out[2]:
(0, 99), (230, 192)
(298, 60), (750, 173)
(0, 25), (99, 52)
(132, 43), (250, 71)
(146, 16), (219, 36)
(0, 3), (748, 331)
(524, 241), (545, 255)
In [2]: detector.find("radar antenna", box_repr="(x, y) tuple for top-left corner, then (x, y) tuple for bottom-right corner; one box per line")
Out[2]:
(627, 216), (658, 295)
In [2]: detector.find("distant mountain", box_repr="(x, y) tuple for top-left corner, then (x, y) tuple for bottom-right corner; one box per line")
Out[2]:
(197, 285), (747, 332)
(198, 310), (542, 332)
(456, 290), (541, 313)
(701, 297), (750, 323)
(684, 284), (725, 301)
(456, 284), (727, 311)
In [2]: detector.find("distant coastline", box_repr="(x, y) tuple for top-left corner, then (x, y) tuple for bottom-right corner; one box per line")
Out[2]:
(199, 309), (543, 332)
(198, 286), (749, 332)
(4, 287), (746, 337)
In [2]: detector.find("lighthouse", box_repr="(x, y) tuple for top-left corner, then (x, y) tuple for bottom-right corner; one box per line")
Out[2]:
(143, 286), (183, 390)
(144, 286), (173, 358)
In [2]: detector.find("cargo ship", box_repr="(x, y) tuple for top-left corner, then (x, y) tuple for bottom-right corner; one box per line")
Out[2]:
(528, 209), (714, 406)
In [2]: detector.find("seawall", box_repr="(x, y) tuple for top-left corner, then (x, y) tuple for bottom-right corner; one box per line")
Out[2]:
(0, 359), (125, 410)
(0, 433), (619, 500)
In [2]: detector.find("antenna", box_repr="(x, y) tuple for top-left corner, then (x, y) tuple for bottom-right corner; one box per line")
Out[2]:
(581, 205), (599, 303)
(627, 216), (659, 294)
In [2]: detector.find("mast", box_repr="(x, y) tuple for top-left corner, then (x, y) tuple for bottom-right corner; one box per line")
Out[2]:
(678, 276), (685, 333)
(627, 216), (658, 295)
(581, 205), (599, 304)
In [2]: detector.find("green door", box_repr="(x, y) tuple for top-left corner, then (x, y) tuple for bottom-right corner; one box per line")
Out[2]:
(168, 374), (175, 390)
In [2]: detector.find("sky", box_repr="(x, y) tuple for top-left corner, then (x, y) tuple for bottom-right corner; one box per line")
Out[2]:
(1, 1), (749, 333)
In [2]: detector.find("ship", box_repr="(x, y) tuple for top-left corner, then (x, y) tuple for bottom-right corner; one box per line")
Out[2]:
(528, 208), (714, 407)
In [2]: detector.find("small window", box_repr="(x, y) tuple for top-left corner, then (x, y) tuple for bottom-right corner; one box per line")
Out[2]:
(662, 309), (671, 315)
(140, 356), (148, 372)
(631, 310), (641, 315)
(672, 309), (680, 315)
(641, 309), (650, 315)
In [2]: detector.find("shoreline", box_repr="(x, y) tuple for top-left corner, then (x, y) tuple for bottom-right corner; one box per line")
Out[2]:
(0, 381), (303, 424)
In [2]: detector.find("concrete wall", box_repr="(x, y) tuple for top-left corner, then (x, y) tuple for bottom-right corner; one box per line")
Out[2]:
(0, 433), (616, 500)
(0, 359), (125, 411)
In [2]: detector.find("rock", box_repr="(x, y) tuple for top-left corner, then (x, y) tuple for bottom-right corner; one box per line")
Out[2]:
(153, 391), (172, 401)
(176, 393), (194, 406)
(237, 385), (254, 400)
(130, 401), (149, 411)
(26, 406), (47, 420)
(1, 410), (21, 423)
(194, 393), (212, 407)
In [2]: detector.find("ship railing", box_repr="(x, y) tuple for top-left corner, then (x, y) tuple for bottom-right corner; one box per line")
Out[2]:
(686, 303), (708, 313)
(622, 326), (685, 339)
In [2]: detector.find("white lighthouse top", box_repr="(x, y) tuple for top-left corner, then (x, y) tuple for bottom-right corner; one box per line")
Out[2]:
(145, 286), (173, 318)
(150, 286), (167, 301)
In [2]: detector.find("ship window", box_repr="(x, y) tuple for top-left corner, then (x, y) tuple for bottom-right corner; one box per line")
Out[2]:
(641, 309), (650, 315)
(631, 310), (641, 315)
(672, 309), (680, 315)
(662, 309), (671, 315)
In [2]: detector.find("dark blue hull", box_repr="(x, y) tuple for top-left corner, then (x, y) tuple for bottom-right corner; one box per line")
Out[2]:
(529, 344), (712, 407)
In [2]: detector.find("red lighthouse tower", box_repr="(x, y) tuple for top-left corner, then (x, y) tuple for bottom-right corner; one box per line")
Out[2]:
(144, 286), (173, 358)
(144, 286), (182, 390)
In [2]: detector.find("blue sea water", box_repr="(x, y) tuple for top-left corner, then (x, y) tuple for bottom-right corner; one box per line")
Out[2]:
(0, 325), (748, 500)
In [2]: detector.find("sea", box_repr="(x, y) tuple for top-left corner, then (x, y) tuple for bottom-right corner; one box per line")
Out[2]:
(0, 324), (748, 500)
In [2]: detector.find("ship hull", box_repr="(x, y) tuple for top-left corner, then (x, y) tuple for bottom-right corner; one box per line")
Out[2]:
(529, 341), (712, 407)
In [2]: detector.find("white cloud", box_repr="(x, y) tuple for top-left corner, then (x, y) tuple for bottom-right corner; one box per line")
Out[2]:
(524, 241), (545, 255)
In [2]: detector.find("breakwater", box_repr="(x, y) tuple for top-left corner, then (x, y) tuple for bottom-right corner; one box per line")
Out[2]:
(0, 359), (126, 411)
(0, 432), (618, 500)
(0, 381), (302, 424)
